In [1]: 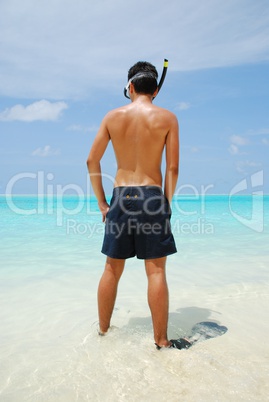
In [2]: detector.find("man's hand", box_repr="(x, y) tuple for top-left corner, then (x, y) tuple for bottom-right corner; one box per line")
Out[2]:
(98, 201), (110, 222)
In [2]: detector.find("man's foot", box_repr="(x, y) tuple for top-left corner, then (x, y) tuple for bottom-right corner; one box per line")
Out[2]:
(155, 338), (192, 350)
(98, 325), (118, 336)
(98, 325), (109, 336)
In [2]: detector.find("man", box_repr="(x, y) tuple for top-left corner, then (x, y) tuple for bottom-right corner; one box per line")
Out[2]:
(87, 61), (184, 349)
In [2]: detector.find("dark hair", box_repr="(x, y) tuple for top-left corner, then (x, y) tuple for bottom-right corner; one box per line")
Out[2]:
(128, 61), (158, 95)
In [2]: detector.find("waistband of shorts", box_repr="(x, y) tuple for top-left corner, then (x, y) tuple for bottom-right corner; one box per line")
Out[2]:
(112, 185), (163, 197)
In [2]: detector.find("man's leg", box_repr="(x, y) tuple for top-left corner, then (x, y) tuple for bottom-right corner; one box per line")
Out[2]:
(98, 257), (125, 334)
(145, 257), (171, 347)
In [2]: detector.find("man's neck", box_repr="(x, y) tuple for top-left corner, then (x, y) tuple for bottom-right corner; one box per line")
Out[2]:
(131, 93), (153, 104)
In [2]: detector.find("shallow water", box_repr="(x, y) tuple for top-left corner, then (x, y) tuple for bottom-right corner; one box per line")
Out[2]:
(0, 195), (269, 401)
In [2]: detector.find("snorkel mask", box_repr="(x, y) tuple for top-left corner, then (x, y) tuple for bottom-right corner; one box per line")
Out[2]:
(124, 58), (168, 100)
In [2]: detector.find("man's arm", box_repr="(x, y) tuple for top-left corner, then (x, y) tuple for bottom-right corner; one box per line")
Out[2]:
(164, 113), (179, 203)
(86, 116), (110, 221)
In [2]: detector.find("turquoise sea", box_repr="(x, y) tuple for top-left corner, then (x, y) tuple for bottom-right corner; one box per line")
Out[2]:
(0, 195), (269, 401)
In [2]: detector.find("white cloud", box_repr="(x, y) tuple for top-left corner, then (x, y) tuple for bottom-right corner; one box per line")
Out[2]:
(230, 135), (249, 146)
(229, 134), (249, 155)
(67, 125), (85, 132)
(236, 160), (261, 174)
(229, 144), (239, 155)
(262, 138), (269, 145)
(0, 100), (68, 122)
(247, 128), (269, 136)
(176, 102), (191, 111)
(0, 0), (269, 99)
(31, 145), (60, 157)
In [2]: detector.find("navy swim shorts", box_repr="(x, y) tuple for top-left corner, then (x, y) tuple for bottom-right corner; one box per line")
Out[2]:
(101, 186), (177, 259)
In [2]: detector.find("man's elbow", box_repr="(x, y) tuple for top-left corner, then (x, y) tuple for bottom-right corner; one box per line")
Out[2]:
(168, 165), (179, 177)
(86, 156), (94, 172)
(86, 156), (100, 173)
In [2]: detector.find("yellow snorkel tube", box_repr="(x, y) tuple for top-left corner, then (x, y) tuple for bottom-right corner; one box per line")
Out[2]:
(124, 58), (168, 99)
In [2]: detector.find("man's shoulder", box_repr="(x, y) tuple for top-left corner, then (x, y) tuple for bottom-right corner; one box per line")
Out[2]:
(153, 105), (178, 121)
(104, 103), (178, 124)
(103, 105), (128, 121)
(107, 105), (129, 115)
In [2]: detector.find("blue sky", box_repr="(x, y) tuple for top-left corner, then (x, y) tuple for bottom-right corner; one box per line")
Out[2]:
(1, 0), (269, 195)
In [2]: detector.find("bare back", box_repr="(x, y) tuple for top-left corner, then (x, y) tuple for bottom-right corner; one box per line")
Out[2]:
(87, 94), (179, 209)
(105, 99), (177, 188)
